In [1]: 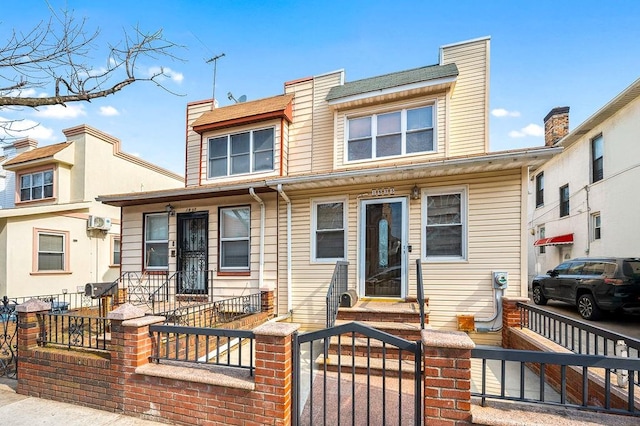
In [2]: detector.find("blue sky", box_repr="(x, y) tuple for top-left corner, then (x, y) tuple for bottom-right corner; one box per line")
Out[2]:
(2, 1), (640, 175)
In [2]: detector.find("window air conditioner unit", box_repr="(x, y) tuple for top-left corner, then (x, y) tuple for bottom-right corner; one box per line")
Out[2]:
(87, 215), (112, 231)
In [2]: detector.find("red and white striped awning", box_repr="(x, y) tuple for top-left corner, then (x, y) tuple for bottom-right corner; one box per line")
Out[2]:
(534, 233), (574, 246)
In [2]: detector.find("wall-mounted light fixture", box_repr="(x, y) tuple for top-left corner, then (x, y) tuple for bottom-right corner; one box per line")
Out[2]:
(165, 204), (176, 216)
(411, 185), (421, 200)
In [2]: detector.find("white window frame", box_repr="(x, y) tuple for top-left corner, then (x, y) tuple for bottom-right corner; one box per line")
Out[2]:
(219, 205), (251, 271)
(421, 186), (468, 262)
(591, 212), (601, 241)
(111, 236), (121, 266)
(538, 226), (546, 254)
(207, 127), (275, 178)
(144, 212), (169, 271)
(34, 229), (69, 272)
(345, 104), (436, 163)
(311, 196), (348, 262)
(19, 169), (54, 202)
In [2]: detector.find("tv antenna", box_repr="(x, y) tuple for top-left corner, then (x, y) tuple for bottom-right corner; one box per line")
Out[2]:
(206, 53), (225, 110)
(227, 92), (247, 103)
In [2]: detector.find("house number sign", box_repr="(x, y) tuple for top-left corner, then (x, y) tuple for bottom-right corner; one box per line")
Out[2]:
(371, 187), (395, 196)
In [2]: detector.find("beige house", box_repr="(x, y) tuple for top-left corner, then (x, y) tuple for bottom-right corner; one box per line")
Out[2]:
(528, 77), (640, 281)
(99, 37), (561, 334)
(0, 125), (184, 297)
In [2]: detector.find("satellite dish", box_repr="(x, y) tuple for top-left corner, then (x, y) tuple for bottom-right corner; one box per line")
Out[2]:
(238, 95), (247, 103)
(227, 92), (247, 104)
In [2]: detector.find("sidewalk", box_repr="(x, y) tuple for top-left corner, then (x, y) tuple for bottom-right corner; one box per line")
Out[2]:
(0, 378), (171, 426)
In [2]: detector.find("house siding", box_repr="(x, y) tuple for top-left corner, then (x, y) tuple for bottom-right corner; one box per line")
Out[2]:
(285, 78), (314, 175)
(185, 101), (213, 187)
(440, 38), (489, 155)
(279, 169), (524, 330)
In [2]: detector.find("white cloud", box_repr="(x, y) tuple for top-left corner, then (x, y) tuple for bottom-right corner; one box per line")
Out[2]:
(509, 123), (544, 138)
(148, 66), (184, 83)
(0, 116), (56, 141)
(99, 106), (120, 116)
(34, 104), (87, 119)
(491, 108), (521, 118)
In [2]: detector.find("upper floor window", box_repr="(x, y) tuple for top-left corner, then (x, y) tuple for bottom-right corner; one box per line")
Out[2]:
(35, 230), (68, 272)
(423, 187), (467, 261)
(208, 128), (274, 178)
(312, 198), (347, 262)
(219, 206), (250, 271)
(144, 213), (169, 270)
(347, 105), (434, 162)
(535, 172), (544, 207)
(559, 184), (570, 217)
(591, 134), (603, 183)
(20, 169), (53, 201)
(538, 226), (546, 254)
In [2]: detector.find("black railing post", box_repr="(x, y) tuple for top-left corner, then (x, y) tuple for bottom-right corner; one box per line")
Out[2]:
(416, 259), (425, 330)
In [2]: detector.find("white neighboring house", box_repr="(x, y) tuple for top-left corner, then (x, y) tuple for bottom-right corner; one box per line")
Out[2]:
(528, 78), (640, 282)
(0, 125), (184, 297)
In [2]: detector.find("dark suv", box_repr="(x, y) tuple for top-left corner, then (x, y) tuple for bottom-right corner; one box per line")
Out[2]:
(531, 257), (640, 320)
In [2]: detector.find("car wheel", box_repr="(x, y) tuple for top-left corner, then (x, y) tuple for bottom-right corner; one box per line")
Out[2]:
(532, 285), (547, 305)
(577, 293), (602, 320)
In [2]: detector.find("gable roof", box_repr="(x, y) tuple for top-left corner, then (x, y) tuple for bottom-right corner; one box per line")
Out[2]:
(326, 63), (458, 102)
(192, 94), (294, 133)
(2, 142), (70, 167)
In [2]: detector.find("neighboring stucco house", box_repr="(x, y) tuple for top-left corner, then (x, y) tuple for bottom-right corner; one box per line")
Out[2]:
(528, 77), (640, 282)
(99, 37), (561, 333)
(0, 125), (184, 297)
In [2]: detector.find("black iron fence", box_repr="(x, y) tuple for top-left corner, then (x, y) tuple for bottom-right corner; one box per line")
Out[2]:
(0, 296), (17, 378)
(325, 261), (348, 328)
(37, 312), (110, 351)
(9, 290), (100, 312)
(472, 345), (640, 417)
(158, 292), (263, 327)
(415, 259), (426, 330)
(149, 324), (255, 375)
(518, 302), (640, 385)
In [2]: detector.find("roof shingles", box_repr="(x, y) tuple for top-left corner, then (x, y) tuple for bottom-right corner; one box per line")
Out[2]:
(3, 142), (70, 166)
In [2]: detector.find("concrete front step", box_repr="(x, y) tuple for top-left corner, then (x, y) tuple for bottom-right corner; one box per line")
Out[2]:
(337, 300), (428, 325)
(334, 319), (424, 341)
(318, 353), (420, 379)
(328, 333), (421, 360)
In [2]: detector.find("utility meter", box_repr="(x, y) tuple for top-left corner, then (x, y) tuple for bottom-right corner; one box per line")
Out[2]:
(492, 271), (508, 289)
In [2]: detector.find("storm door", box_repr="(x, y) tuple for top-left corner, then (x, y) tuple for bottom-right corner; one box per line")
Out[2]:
(177, 212), (208, 294)
(360, 198), (407, 298)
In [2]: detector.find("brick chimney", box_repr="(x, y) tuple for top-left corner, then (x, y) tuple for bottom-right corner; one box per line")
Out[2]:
(543, 107), (569, 146)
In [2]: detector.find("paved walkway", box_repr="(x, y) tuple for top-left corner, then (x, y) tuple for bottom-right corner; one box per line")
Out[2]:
(0, 378), (170, 426)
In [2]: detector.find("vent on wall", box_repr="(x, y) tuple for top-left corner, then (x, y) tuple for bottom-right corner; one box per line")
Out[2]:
(87, 216), (112, 231)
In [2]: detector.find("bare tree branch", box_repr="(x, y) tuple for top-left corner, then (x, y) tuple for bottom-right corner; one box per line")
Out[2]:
(0, 7), (183, 141)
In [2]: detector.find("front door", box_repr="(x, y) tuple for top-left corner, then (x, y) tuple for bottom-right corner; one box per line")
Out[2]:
(177, 212), (208, 294)
(360, 198), (407, 298)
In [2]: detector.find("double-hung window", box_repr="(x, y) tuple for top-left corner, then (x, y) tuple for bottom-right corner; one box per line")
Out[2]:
(347, 105), (434, 162)
(219, 206), (250, 271)
(592, 213), (601, 240)
(538, 226), (546, 254)
(591, 135), (603, 183)
(208, 128), (274, 178)
(312, 199), (347, 261)
(20, 169), (54, 201)
(112, 237), (121, 266)
(423, 187), (467, 261)
(36, 230), (68, 271)
(559, 184), (570, 217)
(144, 213), (169, 270)
(535, 172), (544, 207)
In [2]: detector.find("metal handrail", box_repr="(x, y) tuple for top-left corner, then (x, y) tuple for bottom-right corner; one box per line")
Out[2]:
(326, 261), (348, 328)
(416, 259), (425, 330)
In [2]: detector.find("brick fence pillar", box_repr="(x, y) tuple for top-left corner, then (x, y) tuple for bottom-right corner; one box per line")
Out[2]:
(501, 296), (529, 349)
(260, 289), (275, 318)
(253, 322), (299, 426)
(422, 329), (475, 426)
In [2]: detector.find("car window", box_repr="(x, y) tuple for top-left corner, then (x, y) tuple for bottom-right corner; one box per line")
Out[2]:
(622, 260), (640, 278)
(602, 262), (617, 275)
(567, 262), (585, 275)
(553, 262), (571, 275)
(583, 262), (605, 275)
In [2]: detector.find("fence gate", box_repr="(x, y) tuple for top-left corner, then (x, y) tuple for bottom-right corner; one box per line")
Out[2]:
(0, 296), (17, 379)
(293, 322), (422, 426)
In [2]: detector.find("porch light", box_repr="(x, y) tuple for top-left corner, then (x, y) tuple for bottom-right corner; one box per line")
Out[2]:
(411, 185), (421, 200)
(165, 204), (176, 216)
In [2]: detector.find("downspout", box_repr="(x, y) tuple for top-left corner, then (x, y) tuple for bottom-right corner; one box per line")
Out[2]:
(585, 185), (591, 255)
(249, 188), (265, 289)
(277, 184), (293, 313)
